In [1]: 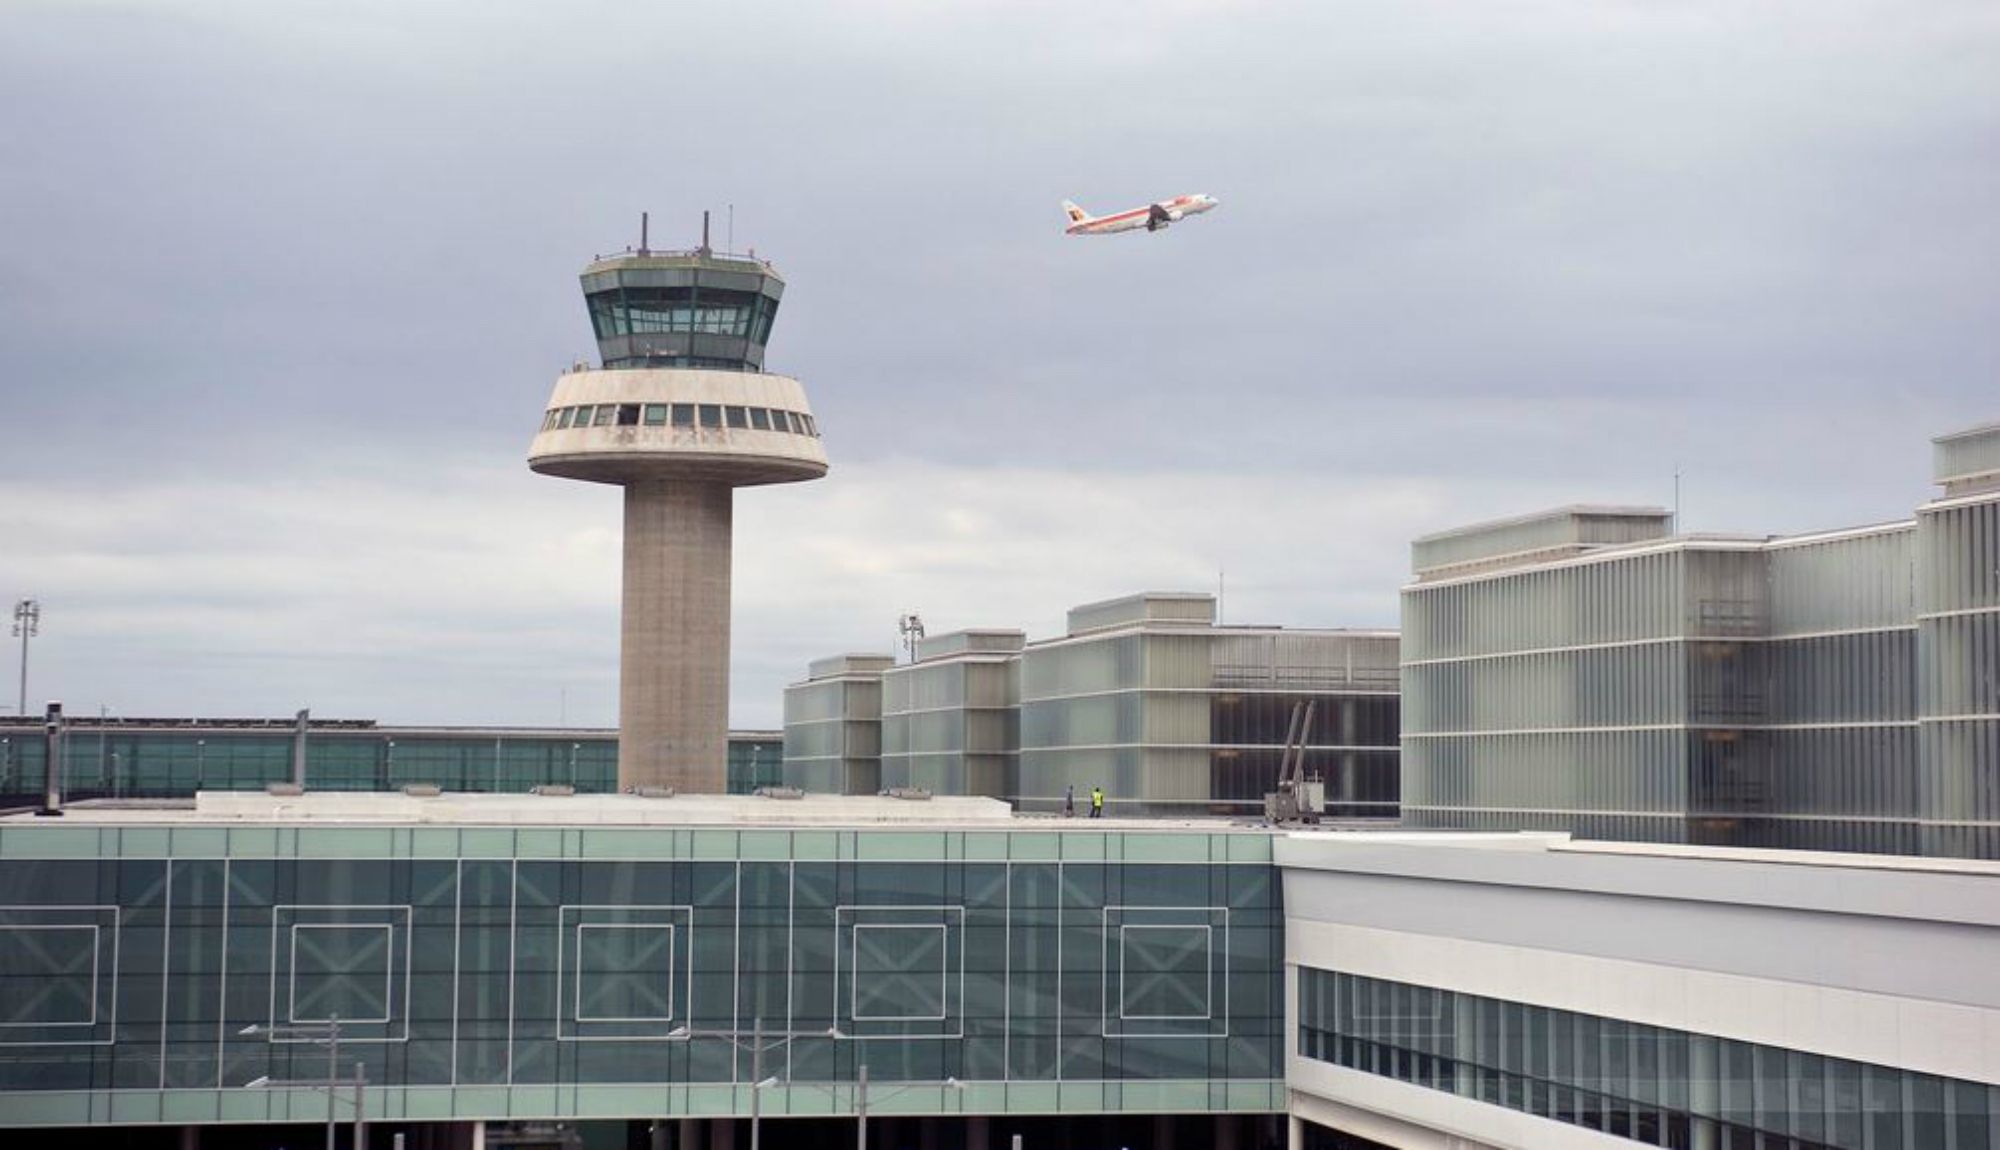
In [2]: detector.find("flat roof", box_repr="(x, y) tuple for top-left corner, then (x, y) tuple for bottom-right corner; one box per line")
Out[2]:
(1409, 504), (1670, 546)
(1277, 828), (2000, 878)
(2, 791), (1282, 832)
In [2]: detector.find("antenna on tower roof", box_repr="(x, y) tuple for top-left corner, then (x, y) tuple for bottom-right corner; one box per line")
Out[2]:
(640, 211), (649, 256)
(700, 210), (711, 256)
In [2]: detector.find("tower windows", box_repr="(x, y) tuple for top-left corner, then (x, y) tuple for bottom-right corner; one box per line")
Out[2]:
(543, 404), (821, 439)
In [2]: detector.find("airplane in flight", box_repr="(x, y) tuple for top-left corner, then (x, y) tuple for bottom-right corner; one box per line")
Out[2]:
(1062, 193), (1219, 236)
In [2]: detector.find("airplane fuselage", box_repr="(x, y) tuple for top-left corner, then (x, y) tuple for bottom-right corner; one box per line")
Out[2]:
(1064, 193), (1219, 236)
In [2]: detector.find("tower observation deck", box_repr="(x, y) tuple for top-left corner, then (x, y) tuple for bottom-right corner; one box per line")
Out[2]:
(529, 220), (827, 793)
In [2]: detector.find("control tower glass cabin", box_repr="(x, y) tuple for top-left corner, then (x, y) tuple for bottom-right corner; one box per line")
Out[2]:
(528, 231), (827, 794)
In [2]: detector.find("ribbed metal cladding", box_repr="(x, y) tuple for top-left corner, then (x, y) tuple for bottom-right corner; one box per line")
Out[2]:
(620, 480), (733, 793)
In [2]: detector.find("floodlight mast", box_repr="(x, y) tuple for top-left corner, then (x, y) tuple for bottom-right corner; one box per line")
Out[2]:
(12, 598), (39, 718)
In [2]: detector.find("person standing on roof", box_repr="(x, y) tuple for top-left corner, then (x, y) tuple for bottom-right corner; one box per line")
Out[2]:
(1090, 785), (1105, 818)
(1064, 784), (1076, 818)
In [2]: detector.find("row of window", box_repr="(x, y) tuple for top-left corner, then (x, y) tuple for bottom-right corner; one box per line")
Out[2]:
(1299, 968), (2000, 1150)
(540, 402), (820, 437)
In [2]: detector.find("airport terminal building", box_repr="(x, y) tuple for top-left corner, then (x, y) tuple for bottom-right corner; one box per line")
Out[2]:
(1401, 422), (2000, 859)
(784, 593), (1402, 820)
(2, 792), (1996, 1150)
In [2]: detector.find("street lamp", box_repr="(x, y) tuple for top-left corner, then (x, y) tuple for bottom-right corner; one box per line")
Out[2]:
(850, 1065), (965, 1150)
(667, 1017), (836, 1150)
(239, 1015), (366, 1150)
(786, 1029), (967, 1150)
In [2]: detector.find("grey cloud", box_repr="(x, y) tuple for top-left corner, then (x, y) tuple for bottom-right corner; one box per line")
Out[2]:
(1, 0), (1996, 723)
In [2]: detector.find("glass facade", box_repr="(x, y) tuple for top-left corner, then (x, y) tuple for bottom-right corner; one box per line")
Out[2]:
(782, 659), (891, 795)
(1405, 427), (2000, 858)
(1019, 604), (1400, 818)
(1298, 968), (2000, 1150)
(790, 602), (1400, 817)
(0, 823), (1282, 1127)
(1403, 528), (1952, 854)
(881, 644), (1021, 800)
(0, 725), (782, 804)
(1918, 491), (2000, 858)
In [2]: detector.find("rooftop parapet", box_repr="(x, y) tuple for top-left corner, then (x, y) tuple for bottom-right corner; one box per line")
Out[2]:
(1411, 505), (1672, 580)
(1066, 592), (1216, 635)
(1934, 422), (2000, 497)
(915, 629), (1027, 661)
(806, 653), (897, 680)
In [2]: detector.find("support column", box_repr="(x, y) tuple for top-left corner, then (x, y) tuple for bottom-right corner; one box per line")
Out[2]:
(966, 1116), (990, 1150)
(621, 480), (733, 793)
(1153, 1113), (1176, 1150)
(178, 1125), (201, 1150)
(678, 1117), (704, 1150)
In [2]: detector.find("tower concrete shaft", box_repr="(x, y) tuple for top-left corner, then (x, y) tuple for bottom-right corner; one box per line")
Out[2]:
(621, 481), (733, 792)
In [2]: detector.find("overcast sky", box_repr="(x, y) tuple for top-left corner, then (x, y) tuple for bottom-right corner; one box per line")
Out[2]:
(2, 0), (1996, 729)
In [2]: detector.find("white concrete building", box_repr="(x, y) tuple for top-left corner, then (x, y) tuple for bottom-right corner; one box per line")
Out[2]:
(1278, 831), (2000, 1148)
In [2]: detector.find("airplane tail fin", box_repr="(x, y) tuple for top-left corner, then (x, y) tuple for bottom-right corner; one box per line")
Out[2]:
(1061, 200), (1090, 224)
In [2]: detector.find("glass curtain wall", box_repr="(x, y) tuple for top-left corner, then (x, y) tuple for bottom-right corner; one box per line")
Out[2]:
(0, 729), (783, 804)
(0, 828), (1283, 1123)
(1298, 968), (2000, 1150)
(881, 657), (1019, 799)
(1402, 548), (1697, 843)
(1022, 626), (1401, 818)
(1918, 493), (2000, 858)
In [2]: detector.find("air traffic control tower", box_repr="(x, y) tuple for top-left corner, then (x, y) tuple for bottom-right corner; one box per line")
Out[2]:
(529, 218), (827, 793)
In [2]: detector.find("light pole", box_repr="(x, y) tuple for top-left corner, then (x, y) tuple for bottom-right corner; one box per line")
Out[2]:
(239, 1015), (365, 1150)
(667, 1017), (833, 1150)
(852, 1062), (964, 1150)
(12, 598), (38, 718)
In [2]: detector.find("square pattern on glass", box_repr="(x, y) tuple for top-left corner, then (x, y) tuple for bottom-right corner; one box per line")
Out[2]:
(0, 906), (119, 1046)
(266, 905), (411, 1043)
(1102, 906), (1228, 1038)
(557, 905), (692, 1041)
(833, 906), (963, 1038)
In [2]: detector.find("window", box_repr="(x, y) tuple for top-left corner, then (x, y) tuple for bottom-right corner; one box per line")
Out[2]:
(1298, 968), (2000, 1150)
(671, 404), (695, 428)
(592, 406), (616, 427)
(783, 411), (802, 434)
(643, 405), (668, 427)
(802, 413), (818, 436)
(749, 408), (772, 431)
(617, 404), (640, 427)
(725, 406), (749, 429)
(569, 406), (592, 428)
(699, 404), (722, 429)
